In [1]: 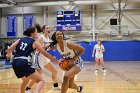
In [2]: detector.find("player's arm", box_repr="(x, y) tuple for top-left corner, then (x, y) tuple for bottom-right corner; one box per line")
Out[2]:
(33, 41), (59, 64)
(52, 45), (57, 50)
(6, 39), (20, 58)
(92, 45), (96, 57)
(67, 41), (84, 62)
(36, 36), (44, 48)
(101, 45), (105, 52)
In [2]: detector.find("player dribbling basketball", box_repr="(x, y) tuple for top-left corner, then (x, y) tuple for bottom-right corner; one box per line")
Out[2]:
(50, 31), (84, 93)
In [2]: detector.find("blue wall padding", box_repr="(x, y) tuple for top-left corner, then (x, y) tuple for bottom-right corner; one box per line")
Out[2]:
(49, 41), (140, 61)
(48, 50), (61, 60)
(77, 42), (91, 61)
(102, 41), (140, 61)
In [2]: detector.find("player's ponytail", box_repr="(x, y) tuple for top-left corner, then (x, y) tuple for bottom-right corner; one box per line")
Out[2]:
(45, 40), (57, 50)
(34, 23), (42, 33)
(42, 25), (46, 31)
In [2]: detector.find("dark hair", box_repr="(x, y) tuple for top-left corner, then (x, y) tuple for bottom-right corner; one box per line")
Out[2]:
(34, 23), (42, 33)
(51, 31), (64, 42)
(42, 25), (46, 30)
(46, 31), (64, 49)
(51, 31), (57, 42)
(23, 27), (35, 36)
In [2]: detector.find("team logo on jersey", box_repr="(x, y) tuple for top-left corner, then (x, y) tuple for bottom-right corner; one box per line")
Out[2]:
(62, 52), (71, 59)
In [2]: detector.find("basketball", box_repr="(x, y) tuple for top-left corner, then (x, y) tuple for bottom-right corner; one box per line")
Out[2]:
(59, 58), (70, 71)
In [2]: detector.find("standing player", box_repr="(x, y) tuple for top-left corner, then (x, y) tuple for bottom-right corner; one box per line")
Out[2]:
(92, 40), (106, 75)
(6, 27), (59, 93)
(50, 31), (84, 93)
(26, 25), (60, 92)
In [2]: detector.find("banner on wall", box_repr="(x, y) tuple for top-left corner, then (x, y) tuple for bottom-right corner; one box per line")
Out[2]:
(24, 16), (34, 31)
(6, 16), (16, 37)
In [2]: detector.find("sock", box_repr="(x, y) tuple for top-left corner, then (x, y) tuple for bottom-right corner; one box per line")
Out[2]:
(77, 86), (83, 92)
(103, 68), (106, 70)
(53, 83), (58, 87)
(26, 87), (31, 90)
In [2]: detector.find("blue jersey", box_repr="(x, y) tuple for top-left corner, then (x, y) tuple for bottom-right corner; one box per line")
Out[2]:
(14, 37), (35, 57)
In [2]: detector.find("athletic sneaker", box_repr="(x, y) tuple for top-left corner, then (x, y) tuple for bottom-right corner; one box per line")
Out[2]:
(25, 90), (31, 93)
(52, 83), (61, 91)
(25, 87), (31, 93)
(95, 69), (98, 75)
(52, 86), (61, 91)
(103, 68), (106, 73)
(77, 85), (83, 92)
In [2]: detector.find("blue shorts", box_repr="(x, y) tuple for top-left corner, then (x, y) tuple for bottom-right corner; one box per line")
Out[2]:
(12, 59), (35, 78)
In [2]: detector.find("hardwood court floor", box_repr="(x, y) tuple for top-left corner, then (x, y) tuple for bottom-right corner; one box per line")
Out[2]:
(0, 61), (140, 93)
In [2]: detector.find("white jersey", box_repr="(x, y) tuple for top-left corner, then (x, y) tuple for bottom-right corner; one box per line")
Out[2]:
(32, 34), (51, 69)
(57, 41), (75, 59)
(56, 41), (83, 69)
(40, 34), (50, 47)
(94, 44), (105, 58)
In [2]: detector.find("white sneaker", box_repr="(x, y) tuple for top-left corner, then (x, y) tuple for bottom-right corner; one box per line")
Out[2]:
(103, 69), (106, 73)
(52, 86), (61, 91)
(95, 69), (98, 75)
(25, 90), (31, 93)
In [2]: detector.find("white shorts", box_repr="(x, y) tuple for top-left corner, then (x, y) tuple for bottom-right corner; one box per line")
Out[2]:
(31, 53), (51, 69)
(95, 53), (103, 58)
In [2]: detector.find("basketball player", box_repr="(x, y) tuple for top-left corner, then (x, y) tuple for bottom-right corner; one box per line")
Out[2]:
(92, 40), (106, 74)
(25, 25), (60, 92)
(6, 27), (59, 93)
(51, 31), (84, 93)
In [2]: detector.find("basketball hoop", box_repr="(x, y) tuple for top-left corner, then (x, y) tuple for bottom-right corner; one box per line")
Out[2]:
(117, 32), (122, 39)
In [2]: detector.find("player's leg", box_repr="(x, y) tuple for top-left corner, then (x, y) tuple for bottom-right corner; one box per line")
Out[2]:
(95, 58), (100, 73)
(44, 62), (60, 90)
(68, 76), (83, 92)
(26, 69), (42, 92)
(44, 62), (57, 83)
(39, 54), (60, 90)
(68, 77), (77, 89)
(100, 58), (106, 73)
(20, 76), (30, 93)
(27, 70), (45, 93)
(61, 65), (81, 93)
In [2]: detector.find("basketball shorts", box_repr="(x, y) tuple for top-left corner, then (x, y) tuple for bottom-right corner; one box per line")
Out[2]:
(12, 59), (35, 78)
(31, 53), (51, 69)
(95, 53), (103, 58)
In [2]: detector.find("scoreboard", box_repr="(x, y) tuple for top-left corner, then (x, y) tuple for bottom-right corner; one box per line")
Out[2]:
(56, 10), (81, 31)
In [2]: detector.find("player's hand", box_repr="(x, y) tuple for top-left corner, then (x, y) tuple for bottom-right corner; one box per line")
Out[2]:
(45, 43), (50, 48)
(58, 60), (62, 64)
(6, 53), (11, 59)
(56, 60), (61, 64)
(92, 55), (94, 57)
(67, 60), (74, 68)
